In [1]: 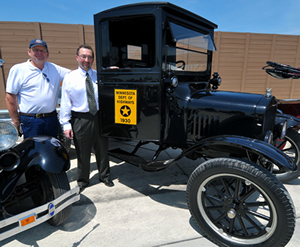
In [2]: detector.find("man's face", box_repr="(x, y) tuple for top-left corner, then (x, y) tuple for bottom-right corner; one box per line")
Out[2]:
(76, 48), (94, 71)
(28, 45), (49, 65)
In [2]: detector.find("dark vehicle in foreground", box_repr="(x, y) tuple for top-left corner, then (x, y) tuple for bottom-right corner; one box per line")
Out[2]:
(94, 2), (296, 246)
(0, 121), (79, 241)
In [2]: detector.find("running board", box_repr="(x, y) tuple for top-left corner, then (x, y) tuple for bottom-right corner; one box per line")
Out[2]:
(108, 148), (174, 172)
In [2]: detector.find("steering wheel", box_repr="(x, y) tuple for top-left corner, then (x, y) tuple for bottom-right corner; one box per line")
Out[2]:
(175, 60), (185, 70)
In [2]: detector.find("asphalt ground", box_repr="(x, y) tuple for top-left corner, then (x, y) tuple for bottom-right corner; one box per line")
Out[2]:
(1, 139), (300, 247)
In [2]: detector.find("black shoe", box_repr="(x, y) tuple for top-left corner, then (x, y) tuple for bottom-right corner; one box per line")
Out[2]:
(79, 185), (86, 193)
(101, 179), (114, 187)
(78, 182), (89, 193)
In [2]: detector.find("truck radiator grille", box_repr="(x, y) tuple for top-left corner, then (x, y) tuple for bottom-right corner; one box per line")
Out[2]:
(185, 110), (219, 140)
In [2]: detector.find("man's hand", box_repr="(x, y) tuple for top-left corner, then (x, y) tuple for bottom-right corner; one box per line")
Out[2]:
(5, 92), (22, 137)
(64, 129), (73, 139)
(16, 123), (23, 137)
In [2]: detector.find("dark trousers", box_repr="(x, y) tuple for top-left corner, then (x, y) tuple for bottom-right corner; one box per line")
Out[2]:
(71, 111), (109, 185)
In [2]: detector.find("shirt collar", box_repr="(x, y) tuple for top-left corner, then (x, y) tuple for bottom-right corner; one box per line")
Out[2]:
(27, 59), (47, 72)
(78, 67), (93, 77)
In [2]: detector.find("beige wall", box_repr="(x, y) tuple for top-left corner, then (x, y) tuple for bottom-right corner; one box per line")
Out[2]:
(0, 21), (95, 110)
(1, 21), (300, 110)
(213, 32), (300, 98)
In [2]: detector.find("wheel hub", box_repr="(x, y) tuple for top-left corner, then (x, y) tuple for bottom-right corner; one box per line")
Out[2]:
(227, 208), (236, 219)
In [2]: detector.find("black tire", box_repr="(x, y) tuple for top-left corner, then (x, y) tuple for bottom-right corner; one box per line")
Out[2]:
(186, 158), (295, 247)
(274, 128), (300, 183)
(46, 172), (72, 225)
(26, 168), (72, 226)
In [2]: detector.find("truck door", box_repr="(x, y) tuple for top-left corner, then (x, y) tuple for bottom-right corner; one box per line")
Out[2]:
(95, 14), (162, 141)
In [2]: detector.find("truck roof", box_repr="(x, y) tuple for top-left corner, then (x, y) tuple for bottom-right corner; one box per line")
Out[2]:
(94, 1), (218, 30)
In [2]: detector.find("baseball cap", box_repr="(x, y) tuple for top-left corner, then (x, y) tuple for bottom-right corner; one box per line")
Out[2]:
(29, 39), (48, 51)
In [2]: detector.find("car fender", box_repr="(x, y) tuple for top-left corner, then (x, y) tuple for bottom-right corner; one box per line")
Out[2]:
(180, 135), (295, 171)
(15, 136), (70, 172)
(0, 136), (70, 203)
(276, 113), (300, 129)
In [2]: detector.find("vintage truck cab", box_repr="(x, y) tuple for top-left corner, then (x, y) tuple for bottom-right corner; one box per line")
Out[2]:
(94, 3), (280, 146)
(94, 2), (296, 246)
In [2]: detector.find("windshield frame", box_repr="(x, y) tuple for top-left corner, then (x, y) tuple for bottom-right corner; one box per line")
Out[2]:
(168, 21), (217, 52)
(164, 19), (216, 75)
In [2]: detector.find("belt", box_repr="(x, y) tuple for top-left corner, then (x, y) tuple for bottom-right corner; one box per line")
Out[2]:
(19, 110), (57, 118)
(71, 111), (98, 119)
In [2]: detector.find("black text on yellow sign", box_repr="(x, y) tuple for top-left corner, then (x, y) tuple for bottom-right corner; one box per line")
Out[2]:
(115, 89), (137, 125)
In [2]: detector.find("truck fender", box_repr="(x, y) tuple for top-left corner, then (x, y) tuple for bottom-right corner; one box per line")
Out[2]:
(276, 113), (300, 129)
(179, 135), (295, 171)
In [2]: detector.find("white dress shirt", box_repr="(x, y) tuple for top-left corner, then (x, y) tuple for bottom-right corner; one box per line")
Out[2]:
(59, 67), (99, 131)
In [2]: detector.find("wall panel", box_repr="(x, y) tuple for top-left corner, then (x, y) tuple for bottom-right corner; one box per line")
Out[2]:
(0, 21), (300, 109)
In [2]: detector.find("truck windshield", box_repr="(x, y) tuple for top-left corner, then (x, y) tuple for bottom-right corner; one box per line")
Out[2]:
(166, 21), (216, 72)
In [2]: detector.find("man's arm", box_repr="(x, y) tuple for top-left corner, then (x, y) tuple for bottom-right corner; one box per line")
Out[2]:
(5, 92), (22, 136)
(59, 75), (73, 140)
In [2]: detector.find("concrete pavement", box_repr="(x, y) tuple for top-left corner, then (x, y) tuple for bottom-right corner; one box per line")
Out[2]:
(2, 139), (300, 247)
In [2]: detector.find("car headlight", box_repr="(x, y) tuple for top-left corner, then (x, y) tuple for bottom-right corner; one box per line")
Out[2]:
(0, 121), (18, 151)
(0, 151), (20, 171)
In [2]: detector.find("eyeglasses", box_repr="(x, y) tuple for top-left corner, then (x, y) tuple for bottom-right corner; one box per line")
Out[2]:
(32, 48), (48, 54)
(78, 54), (94, 60)
(43, 73), (50, 82)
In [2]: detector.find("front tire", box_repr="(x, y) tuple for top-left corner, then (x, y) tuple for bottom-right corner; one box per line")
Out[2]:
(186, 158), (295, 247)
(46, 172), (72, 225)
(26, 168), (72, 226)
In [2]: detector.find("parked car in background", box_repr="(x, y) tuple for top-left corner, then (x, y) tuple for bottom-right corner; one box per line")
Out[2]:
(0, 120), (79, 241)
(0, 58), (78, 241)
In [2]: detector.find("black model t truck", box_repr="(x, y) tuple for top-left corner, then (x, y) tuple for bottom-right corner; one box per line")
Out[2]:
(94, 2), (296, 246)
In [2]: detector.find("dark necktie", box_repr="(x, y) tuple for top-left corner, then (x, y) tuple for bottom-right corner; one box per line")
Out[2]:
(85, 72), (97, 115)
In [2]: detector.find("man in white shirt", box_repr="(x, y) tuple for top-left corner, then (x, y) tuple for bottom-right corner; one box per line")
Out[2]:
(5, 39), (70, 139)
(60, 44), (113, 192)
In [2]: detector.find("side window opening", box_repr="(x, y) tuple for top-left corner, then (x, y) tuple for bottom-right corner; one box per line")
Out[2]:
(101, 16), (155, 69)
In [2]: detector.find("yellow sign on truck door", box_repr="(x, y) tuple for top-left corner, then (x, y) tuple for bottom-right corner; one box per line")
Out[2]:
(115, 89), (137, 125)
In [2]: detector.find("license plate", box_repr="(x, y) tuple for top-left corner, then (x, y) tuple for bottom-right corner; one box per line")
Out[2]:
(19, 213), (36, 227)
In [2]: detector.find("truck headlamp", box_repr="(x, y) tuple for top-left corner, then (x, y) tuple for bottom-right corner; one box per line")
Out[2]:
(210, 72), (221, 90)
(171, 76), (178, 88)
(280, 120), (287, 140)
(264, 130), (274, 144)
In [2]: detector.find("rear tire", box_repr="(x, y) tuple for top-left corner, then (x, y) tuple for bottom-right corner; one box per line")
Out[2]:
(186, 158), (295, 247)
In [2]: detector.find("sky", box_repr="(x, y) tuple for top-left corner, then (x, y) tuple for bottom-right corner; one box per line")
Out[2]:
(1, 0), (300, 35)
